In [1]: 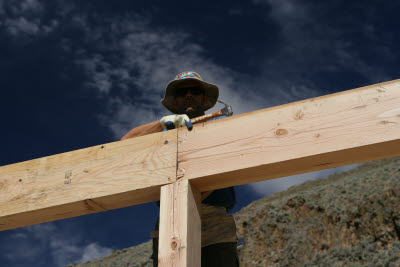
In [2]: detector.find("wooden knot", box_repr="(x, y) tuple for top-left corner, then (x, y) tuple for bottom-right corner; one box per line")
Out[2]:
(170, 236), (181, 251)
(275, 129), (288, 136)
(295, 110), (305, 120)
(171, 240), (178, 250)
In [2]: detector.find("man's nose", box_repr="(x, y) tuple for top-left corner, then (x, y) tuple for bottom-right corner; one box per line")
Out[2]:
(185, 90), (193, 97)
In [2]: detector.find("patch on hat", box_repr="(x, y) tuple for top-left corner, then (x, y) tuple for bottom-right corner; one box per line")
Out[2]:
(177, 72), (196, 79)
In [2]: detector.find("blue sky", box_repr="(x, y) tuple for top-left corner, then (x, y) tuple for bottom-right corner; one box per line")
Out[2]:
(0, 0), (399, 266)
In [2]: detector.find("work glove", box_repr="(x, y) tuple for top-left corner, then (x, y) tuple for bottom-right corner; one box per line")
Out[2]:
(160, 115), (193, 131)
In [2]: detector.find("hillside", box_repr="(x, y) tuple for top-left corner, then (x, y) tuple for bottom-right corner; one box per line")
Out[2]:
(68, 156), (400, 266)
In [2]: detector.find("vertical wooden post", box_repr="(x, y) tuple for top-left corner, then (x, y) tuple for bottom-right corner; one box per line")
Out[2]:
(158, 180), (201, 267)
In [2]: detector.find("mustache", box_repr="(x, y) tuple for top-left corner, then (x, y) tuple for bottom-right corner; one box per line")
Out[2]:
(185, 99), (197, 106)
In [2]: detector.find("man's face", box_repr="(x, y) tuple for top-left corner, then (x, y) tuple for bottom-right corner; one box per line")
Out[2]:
(172, 80), (208, 118)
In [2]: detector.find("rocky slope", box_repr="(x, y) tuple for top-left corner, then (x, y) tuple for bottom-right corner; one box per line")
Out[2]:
(69, 157), (400, 266)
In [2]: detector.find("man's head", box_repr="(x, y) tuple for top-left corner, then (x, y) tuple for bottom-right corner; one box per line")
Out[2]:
(161, 71), (219, 118)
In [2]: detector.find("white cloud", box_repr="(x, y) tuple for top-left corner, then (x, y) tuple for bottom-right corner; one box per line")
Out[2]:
(1, 0), (59, 37)
(263, 0), (307, 22)
(11, 232), (28, 239)
(5, 0), (43, 14)
(28, 2), (373, 141)
(78, 243), (113, 263)
(20, 0), (43, 13)
(99, 97), (163, 138)
(73, 1), (396, 141)
(0, 1), (4, 15)
(3, 223), (113, 266)
(248, 163), (360, 197)
(252, 0), (395, 93)
(76, 54), (114, 94)
(5, 17), (39, 35)
(72, 15), (266, 138)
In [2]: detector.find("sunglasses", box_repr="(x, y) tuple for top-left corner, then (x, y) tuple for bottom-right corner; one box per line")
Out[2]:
(175, 86), (204, 97)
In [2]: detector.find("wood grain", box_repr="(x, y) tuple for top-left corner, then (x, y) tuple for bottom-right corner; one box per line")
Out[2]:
(3, 78), (400, 234)
(0, 130), (177, 231)
(158, 180), (201, 267)
(178, 79), (400, 191)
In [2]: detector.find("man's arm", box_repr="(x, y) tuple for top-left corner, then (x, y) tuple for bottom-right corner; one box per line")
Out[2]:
(120, 120), (163, 140)
(120, 115), (194, 141)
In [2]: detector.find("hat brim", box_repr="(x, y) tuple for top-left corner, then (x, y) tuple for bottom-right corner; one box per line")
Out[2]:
(161, 78), (219, 114)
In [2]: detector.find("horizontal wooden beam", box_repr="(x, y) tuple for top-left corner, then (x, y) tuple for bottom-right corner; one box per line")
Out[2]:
(0, 130), (177, 231)
(178, 79), (400, 191)
(2, 79), (400, 231)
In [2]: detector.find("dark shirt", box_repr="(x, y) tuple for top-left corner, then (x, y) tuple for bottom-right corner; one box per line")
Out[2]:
(202, 186), (236, 212)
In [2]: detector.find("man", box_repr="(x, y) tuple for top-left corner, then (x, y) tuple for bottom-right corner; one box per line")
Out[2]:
(121, 71), (238, 267)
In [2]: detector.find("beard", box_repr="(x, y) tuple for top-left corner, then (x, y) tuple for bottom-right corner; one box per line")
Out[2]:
(176, 103), (205, 119)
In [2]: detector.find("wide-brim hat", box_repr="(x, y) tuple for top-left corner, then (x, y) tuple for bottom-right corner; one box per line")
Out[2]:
(161, 71), (219, 114)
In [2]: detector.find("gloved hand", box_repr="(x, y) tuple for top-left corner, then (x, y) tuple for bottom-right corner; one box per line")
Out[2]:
(160, 115), (193, 131)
